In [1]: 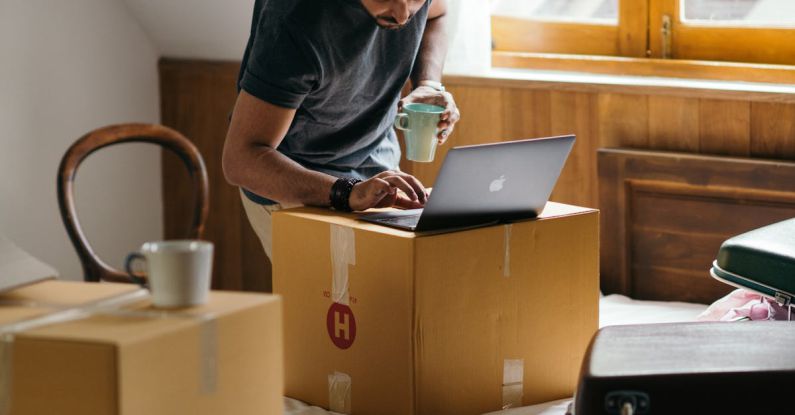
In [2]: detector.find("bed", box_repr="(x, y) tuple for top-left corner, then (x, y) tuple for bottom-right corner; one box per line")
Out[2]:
(283, 149), (795, 415)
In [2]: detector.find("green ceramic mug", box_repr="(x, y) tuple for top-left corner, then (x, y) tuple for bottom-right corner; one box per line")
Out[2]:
(394, 103), (444, 163)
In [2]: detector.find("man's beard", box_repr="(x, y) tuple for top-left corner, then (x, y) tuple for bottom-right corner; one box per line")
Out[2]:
(375, 13), (414, 30)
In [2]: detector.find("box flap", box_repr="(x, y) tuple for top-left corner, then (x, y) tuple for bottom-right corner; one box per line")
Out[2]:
(0, 280), (140, 307)
(538, 202), (597, 219)
(277, 207), (417, 238)
(279, 203), (596, 238)
(1, 281), (142, 328)
(19, 291), (280, 345)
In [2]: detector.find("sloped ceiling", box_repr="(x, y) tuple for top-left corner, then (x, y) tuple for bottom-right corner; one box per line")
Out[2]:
(123, 0), (254, 61)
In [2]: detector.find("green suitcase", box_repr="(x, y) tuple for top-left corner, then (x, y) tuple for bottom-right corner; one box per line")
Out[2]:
(710, 218), (795, 308)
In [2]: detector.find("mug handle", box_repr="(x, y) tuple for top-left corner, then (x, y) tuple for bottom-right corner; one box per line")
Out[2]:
(394, 112), (410, 131)
(124, 252), (148, 287)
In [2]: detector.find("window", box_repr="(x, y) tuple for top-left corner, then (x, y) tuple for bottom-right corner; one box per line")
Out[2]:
(491, 0), (629, 57)
(492, 0), (795, 66)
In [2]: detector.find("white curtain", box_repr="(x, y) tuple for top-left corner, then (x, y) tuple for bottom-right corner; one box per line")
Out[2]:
(444, 0), (492, 75)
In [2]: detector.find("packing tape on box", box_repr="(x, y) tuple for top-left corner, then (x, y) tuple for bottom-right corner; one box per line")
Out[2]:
(328, 371), (352, 414)
(503, 224), (513, 277)
(330, 224), (356, 305)
(0, 288), (220, 414)
(0, 299), (74, 308)
(502, 358), (524, 409)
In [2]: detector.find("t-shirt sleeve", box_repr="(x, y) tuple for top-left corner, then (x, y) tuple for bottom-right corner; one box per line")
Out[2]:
(240, 20), (320, 109)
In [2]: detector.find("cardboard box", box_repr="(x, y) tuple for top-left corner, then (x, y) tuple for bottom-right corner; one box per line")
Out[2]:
(273, 202), (599, 415)
(0, 280), (282, 415)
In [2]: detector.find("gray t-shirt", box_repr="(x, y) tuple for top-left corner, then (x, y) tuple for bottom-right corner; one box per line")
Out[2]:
(238, 0), (430, 204)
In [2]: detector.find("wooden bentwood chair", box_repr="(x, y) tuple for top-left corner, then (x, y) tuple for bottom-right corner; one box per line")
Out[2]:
(57, 124), (209, 283)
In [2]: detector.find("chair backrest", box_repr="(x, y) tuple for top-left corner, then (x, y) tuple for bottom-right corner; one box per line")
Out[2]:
(57, 124), (209, 283)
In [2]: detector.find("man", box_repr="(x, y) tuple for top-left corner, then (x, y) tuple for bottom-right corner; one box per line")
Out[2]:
(223, 0), (460, 258)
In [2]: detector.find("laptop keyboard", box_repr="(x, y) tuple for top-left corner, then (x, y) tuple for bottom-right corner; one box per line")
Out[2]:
(376, 214), (421, 228)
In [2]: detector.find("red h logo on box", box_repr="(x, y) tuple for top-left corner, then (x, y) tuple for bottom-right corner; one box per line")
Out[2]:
(327, 302), (356, 349)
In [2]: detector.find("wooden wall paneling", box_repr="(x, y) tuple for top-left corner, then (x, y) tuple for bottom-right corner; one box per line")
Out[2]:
(502, 88), (551, 140)
(589, 93), (601, 207)
(597, 93), (649, 148)
(751, 102), (795, 160)
(698, 99), (751, 156)
(599, 148), (795, 303)
(627, 180), (795, 302)
(648, 96), (700, 152)
(597, 150), (629, 295)
(549, 91), (596, 207)
(160, 59), (271, 292)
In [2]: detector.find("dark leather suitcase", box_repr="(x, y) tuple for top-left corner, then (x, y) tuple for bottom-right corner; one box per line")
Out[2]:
(574, 322), (795, 414)
(710, 217), (795, 309)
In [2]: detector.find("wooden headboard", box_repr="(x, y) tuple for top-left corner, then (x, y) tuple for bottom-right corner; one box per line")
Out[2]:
(599, 149), (795, 304)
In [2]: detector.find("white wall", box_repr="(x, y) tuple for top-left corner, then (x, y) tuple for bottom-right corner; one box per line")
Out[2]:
(123, 0), (254, 61)
(0, 0), (162, 280)
(120, 0), (492, 71)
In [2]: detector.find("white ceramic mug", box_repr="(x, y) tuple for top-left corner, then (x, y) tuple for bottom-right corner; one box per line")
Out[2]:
(125, 240), (213, 308)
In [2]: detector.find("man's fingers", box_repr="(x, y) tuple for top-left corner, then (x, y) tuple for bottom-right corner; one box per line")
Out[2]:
(391, 172), (427, 203)
(375, 191), (398, 208)
(449, 107), (461, 124)
(394, 193), (424, 209)
(367, 171), (427, 207)
(383, 176), (418, 201)
(373, 178), (395, 195)
(364, 178), (392, 205)
(384, 171), (427, 201)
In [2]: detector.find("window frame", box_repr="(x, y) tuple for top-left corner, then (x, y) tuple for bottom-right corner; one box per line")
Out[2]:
(492, 0), (795, 67)
(491, 1), (648, 58)
(649, 0), (795, 65)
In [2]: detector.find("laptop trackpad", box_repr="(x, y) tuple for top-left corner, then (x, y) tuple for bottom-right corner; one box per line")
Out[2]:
(367, 209), (423, 218)
(361, 209), (424, 230)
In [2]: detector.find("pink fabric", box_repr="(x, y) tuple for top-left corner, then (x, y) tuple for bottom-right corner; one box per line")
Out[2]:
(697, 289), (792, 321)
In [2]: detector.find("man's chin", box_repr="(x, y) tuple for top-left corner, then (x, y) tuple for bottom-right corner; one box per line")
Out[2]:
(375, 16), (413, 30)
(377, 22), (406, 30)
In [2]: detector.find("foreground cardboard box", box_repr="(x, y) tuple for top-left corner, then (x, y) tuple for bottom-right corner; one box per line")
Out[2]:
(0, 280), (282, 415)
(273, 202), (599, 415)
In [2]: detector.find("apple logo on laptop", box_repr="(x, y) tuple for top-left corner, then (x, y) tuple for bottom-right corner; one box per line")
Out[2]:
(489, 175), (506, 192)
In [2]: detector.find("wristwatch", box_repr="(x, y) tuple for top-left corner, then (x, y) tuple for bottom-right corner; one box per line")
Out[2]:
(419, 80), (445, 93)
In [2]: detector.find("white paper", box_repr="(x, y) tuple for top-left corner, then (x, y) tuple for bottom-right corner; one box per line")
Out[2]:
(0, 235), (58, 293)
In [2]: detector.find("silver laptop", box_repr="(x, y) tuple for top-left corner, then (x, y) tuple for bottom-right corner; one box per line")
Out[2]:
(359, 135), (575, 232)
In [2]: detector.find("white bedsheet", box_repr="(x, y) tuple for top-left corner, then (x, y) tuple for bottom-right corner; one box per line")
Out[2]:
(285, 294), (708, 415)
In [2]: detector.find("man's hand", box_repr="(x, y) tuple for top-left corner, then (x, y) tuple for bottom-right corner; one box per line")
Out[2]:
(349, 171), (428, 211)
(400, 86), (460, 145)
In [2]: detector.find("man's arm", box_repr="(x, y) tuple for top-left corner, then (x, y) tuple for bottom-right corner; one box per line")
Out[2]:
(223, 91), (336, 206)
(222, 91), (427, 209)
(403, 0), (460, 144)
(411, 0), (448, 86)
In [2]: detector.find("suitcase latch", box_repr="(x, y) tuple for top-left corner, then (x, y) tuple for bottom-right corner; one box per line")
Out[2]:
(605, 391), (650, 415)
(774, 292), (792, 307)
